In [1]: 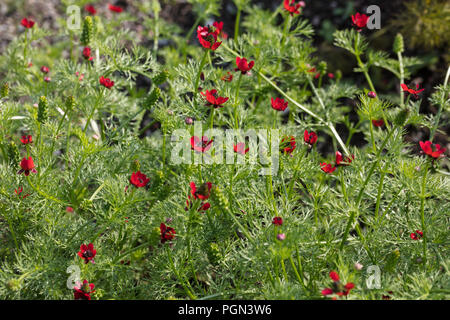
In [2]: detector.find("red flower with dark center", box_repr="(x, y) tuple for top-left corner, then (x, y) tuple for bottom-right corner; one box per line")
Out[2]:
(284, 0), (302, 16)
(186, 196), (211, 212)
(21, 135), (33, 145)
(190, 182), (212, 200)
(372, 119), (384, 127)
(401, 83), (425, 99)
(40, 66), (49, 74)
(235, 57), (254, 75)
(221, 71), (233, 82)
(410, 230), (423, 240)
(280, 136), (296, 155)
(320, 162), (336, 174)
(130, 171), (150, 188)
(77, 243), (97, 264)
(213, 21), (227, 39)
(73, 280), (95, 300)
(18, 157), (37, 176)
(272, 217), (283, 226)
(322, 271), (355, 298)
(271, 97), (288, 111)
(99, 76), (114, 89)
(197, 24), (222, 51)
(190, 136), (213, 153)
(335, 151), (354, 166)
(351, 12), (369, 31)
(304, 129), (318, 146)
(85, 5), (97, 15)
(234, 142), (249, 155)
(160, 223), (176, 243)
(21, 18), (35, 29)
(201, 89), (229, 108)
(419, 140), (446, 159)
(82, 47), (93, 61)
(108, 4), (123, 13)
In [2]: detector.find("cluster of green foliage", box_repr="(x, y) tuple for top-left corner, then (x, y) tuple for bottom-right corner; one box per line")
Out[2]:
(0, 0), (448, 299)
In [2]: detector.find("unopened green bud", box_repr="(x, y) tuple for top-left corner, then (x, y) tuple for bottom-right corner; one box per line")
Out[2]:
(142, 87), (160, 110)
(38, 96), (48, 123)
(153, 70), (168, 86)
(211, 185), (229, 211)
(6, 141), (20, 167)
(65, 95), (75, 111)
(80, 16), (94, 46)
(394, 108), (409, 127)
(318, 61), (327, 74)
(393, 33), (404, 54)
(1, 82), (9, 98)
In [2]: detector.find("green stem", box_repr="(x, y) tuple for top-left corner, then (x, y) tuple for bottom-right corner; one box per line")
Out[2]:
(166, 246), (197, 299)
(234, 73), (243, 128)
(83, 90), (103, 133)
(234, 7), (241, 41)
(419, 162), (429, 262)
(397, 51), (404, 107)
(193, 50), (209, 104)
(430, 66), (450, 142)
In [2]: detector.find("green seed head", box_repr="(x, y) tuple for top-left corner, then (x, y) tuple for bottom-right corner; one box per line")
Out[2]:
(81, 16), (94, 46)
(1, 82), (9, 98)
(38, 96), (48, 124)
(393, 33), (404, 54)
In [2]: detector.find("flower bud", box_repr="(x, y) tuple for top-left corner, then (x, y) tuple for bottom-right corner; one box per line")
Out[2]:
(65, 95), (75, 111)
(6, 278), (21, 291)
(1, 82), (9, 98)
(211, 185), (229, 211)
(185, 117), (193, 125)
(38, 96), (48, 123)
(393, 108), (409, 127)
(393, 33), (404, 54)
(152, 70), (169, 86)
(80, 16), (94, 46)
(277, 233), (286, 241)
(354, 262), (363, 270)
(367, 91), (376, 98)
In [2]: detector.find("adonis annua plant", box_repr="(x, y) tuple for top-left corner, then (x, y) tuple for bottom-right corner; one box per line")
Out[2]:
(0, 1), (448, 300)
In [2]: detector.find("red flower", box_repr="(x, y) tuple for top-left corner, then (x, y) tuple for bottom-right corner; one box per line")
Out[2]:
(320, 162), (336, 174)
(191, 136), (213, 153)
(271, 97), (288, 111)
(82, 47), (93, 61)
(284, 0), (302, 16)
(314, 72), (321, 79)
(44, 76), (51, 83)
(280, 136), (296, 155)
(419, 140), (446, 159)
(304, 129), (318, 146)
(66, 206), (74, 213)
(235, 57), (254, 75)
(85, 4), (97, 15)
(73, 280), (95, 300)
(351, 12), (369, 31)
(367, 91), (377, 98)
(160, 223), (176, 243)
(15, 186), (30, 199)
(272, 217), (283, 226)
(186, 196), (211, 212)
(197, 25), (222, 51)
(76, 72), (84, 81)
(410, 230), (423, 240)
(201, 89), (229, 108)
(213, 21), (228, 39)
(234, 142), (249, 155)
(190, 182), (212, 200)
(40, 66), (49, 74)
(335, 151), (354, 166)
(77, 243), (97, 264)
(322, 271), (355, 297)
(401, 83), (425, 99)
(130, 171), (150, 188)
(21, 135), (33, 145)
(328, 73), (335, 79)
(18, 157), (37, 176)
(221, 71), (233, 82)
(99, 76), (114, 89)
(108, 4), (123, 13)
(372, 119), (384, 127)
(21, 18), (35, 29)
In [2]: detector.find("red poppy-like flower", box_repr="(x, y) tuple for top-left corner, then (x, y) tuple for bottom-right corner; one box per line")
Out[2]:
(160, 223), (176, 243)
(21, 18), (35, 29)
(108, 4), (123, 13)
(66, 206), (74, 213)
(401, 83), (425, 99)
(40, 66), (49, 74)
(320, 162), (336, 174)
(191, 136), (213, 153)
(314, 72), (321, 79)
(351, 12), (369, 31)
(44, 76), (51, 83)
(197, 24), (222, 51)
(73, 280), (95, 300)
(272, 217), (283, 226)
(271, 97), (288, 111)
(419, 140), (446, 159)
(18, 157), (37, 176)
(201, 89), (229, 108)
(85, 4), (97, 15)
(234, 142), (249, 155)
(190, 182), (212, 200)
(335, 151), (354, 166)
(235, 57), (254, 75)
(280, 136), (296, 155)
(213, 21), (228, 39)
(21, 135), (33, 145)
(77, 243), (97, 264)
(410, 230), (424, 240)
(130, 171), (150, 188)
(328, 73), (335, 79)
(82, 47), (93, 61)
(322, 271), (355, 297)
(221, 71), (233, 82)
(284, 0), (302, 16)
(304, 129), (318, 146)
(186, 196), (211, 212)
(99, 76), (114, 89)
(372, 119), (384, 127)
